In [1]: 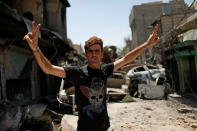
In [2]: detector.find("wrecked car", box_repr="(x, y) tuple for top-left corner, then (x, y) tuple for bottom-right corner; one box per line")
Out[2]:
(126, 64), (166, 96)
(106, 72), (129, 101)
(106, 71), (130, 88)
(106, 88), (127, 102)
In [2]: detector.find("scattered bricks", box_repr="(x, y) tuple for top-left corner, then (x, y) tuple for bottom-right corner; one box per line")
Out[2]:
(180, 117), (185, 121)
(169, 117), (173, 120)
(177, 117), (185, 121)
(191, 124), (197, 129)
(187, 115), (196, 120)
(191, 108), (197, 115)
(183, 120), (188, 123)
(144, 107), (153, 111)
(177, 108), (193, 113)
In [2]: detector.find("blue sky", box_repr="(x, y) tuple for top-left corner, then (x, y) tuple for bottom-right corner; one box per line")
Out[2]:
(67, 0), (193, 49)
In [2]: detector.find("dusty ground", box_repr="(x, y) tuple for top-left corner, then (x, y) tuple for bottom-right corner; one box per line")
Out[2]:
(58, 94), (197, 131)
(107, 94), (197, 131)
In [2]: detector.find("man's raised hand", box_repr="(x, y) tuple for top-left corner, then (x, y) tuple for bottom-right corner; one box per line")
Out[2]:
(23, 21), (40, 51)
(146, 24), (160, 47)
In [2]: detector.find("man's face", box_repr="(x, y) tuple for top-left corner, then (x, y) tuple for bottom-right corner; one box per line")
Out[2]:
(85, 44), (103, 66)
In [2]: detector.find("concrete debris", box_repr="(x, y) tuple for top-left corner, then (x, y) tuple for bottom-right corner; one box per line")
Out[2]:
(191, 124), (197, 129)
(107, 88), (127, 102)
(138, 84), (167, 99)
(177, 108), (193, 113)
(0, 100), (59, 131)
(144, 107), (153, 111)
(61, 114), (78, 131)
(0, 101), (23, 131)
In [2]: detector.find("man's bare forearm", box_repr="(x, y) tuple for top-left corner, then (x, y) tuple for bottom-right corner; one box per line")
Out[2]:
(113, 24), (159, 71)
(113, 42), (149, 71)
(124, 41), (149, 63)
(33, 47), (53, 74)
(32, 47), (66, 78)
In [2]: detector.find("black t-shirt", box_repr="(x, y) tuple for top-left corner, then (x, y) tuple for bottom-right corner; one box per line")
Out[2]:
(63, 63), (114, 131)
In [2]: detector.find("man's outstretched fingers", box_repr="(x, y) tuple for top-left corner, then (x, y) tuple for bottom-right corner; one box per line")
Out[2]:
(32, 21), (35, 33)
(153, 24), (159, 35)
(24, 34), (32, 44)
(27, 32), (32, 37)
(35, 24), (40, 38)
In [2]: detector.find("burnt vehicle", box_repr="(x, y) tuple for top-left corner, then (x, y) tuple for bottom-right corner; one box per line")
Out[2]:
(126, 64), (166, 96)
(106, 88), (127, 102)
(106, 71), (129, 101)
(106, 71), (130, 88)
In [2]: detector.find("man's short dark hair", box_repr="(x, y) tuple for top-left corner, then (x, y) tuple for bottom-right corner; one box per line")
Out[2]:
(84, 36), (103, 52)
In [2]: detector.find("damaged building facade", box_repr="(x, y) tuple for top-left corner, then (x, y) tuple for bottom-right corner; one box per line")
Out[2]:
(0, 0), (84, 102)
(155, 12), (197, 95)
(127, 0), (196, 63)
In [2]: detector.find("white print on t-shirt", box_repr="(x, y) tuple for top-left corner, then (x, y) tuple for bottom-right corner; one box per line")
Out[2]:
(80, 77), (105, 119)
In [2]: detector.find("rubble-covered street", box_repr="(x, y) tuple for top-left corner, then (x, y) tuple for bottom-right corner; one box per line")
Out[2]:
(108, 94), (197, 131)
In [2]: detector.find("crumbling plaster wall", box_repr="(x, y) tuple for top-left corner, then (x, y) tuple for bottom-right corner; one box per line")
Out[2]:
(44, 0), (68, 40)
(128, 0), (189, 63)
(8, 0), (43, 24)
